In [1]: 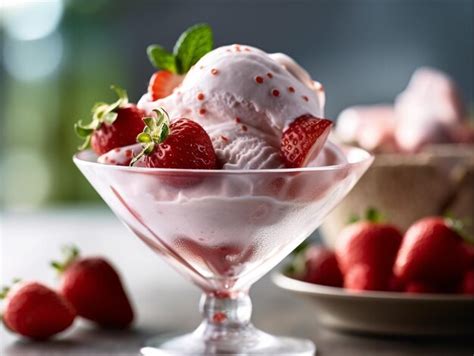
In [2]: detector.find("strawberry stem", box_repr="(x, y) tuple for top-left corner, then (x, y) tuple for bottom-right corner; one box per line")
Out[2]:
(365, 207), (384, 223)
(285, 240), (310, 277)
(0, 286), (9, 300)
(51, 245), (80, 274)
(130, 108), (170, 166)
(347, 207), (384, 224)
(0, 279), (21, 300)
(444, 213), (473, 244)
(74, 85), (129, 150)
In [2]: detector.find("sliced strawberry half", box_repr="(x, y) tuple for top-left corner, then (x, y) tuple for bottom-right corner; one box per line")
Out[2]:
(281, 114), (332, 168)
(148, 70), (183, 101)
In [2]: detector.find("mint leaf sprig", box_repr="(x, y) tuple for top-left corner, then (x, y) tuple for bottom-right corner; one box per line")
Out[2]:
(74, 85), (128, 150)
(147, 23), (213, 75)
(130, 108), (170, 166)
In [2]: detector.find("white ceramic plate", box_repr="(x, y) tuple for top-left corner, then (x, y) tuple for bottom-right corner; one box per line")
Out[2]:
(272, 272), (474, 336)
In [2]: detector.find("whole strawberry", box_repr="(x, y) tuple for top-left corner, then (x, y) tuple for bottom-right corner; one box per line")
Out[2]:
(1, 281), (76, 340)
(394, 217), (469, 285)
(131, 108), (217, 169)
(299, 246), (343, 287)
(462, 243), (474, 268)
(335, 209), (403, 291)
(404, 281), (441, 294)
(344, 264), (384, 291)
(75, 85), (146, 155)
(459, 270), (474, 295)
(52, 246), (134, 329)
(280, 114), (332, 168)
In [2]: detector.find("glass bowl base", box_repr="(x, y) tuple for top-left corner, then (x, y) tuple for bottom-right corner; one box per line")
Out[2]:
(141, 323), (315, 355)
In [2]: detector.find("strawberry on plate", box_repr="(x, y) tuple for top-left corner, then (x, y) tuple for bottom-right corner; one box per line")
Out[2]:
(462, 243), (474, 268)
(459, 270), (474, 295)
(75, 85), (146, 155)
(344, 264), (385, 292)
(394, 217), (470, 285)
(299, 246), (343, 287)
(148, 70), (183, 101)
(335, 208), (403, 291)
(280, 114), (332, 168)
(1, 281), (76, 340)
(52, 246), (134, 329)
(131, 108), (217, 169)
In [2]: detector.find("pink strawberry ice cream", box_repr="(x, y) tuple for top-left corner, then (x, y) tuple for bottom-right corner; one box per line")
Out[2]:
(138, 44), (326, 169)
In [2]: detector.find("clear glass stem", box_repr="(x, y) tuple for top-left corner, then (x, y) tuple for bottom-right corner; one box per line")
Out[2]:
(198, 290), (253, 341)
(142, 290), (315, 355)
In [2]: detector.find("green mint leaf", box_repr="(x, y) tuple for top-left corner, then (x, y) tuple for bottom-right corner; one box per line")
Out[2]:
(147, 45), (177, 73)
(174, 23), (213, 74)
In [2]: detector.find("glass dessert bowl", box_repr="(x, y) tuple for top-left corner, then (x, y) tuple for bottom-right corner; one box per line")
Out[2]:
(73, 143), (373, 355)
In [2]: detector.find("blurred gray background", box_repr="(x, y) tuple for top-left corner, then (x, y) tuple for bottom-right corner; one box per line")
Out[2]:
(0, 0), (473, 210)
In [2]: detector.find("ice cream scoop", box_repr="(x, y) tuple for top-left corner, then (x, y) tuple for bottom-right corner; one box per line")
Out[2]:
(138, 44), (326, 169)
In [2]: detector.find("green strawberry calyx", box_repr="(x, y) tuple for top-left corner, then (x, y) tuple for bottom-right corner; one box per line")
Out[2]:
(51, 245), (80, 274)
(284, 240), (310, 277)
(444, 213), (473, 245)
(0, 278), (21, 300)
(348, 207), (385, 225)
(74, 85), (129, 150)
(147, 23), (213, 75)
(130, 108), (170, 166)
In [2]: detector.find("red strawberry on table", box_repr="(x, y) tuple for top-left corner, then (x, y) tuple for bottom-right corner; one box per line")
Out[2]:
(75, 85), (146, 155)
(148, 70), (183, 101)
(394, 217), (470, 285)
(1, 281), (76, 340)
(52, 246), (134, 329)
(131, 108), (217, 169)
(335, 208), (403, 291)
(280, 114), (332, 168)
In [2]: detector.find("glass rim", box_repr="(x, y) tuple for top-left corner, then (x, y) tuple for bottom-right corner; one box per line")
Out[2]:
(73, 144), (374, 175)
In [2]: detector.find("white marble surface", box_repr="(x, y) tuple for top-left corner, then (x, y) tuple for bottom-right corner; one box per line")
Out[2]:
(1, 208), (473, 355)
